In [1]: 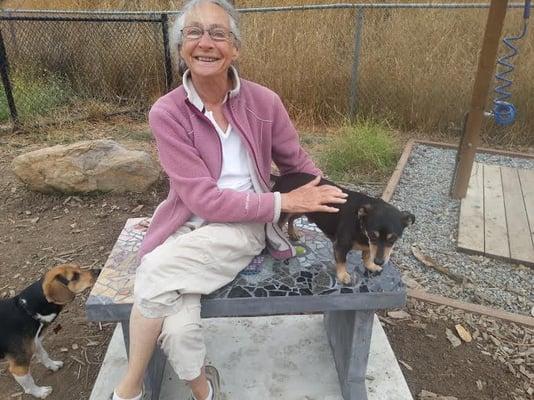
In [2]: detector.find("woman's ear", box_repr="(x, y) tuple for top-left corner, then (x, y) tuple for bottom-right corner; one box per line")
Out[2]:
(232, 45), (239, 61)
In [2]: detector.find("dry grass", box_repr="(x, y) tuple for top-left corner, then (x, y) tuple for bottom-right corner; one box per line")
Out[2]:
(1, 0), (533, 145)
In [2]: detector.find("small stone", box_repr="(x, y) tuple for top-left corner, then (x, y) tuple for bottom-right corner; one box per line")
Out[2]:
(60, 347), (69, 352)
(24, 210), (31, 215)
(387, 310), (411, 319)
(71, 343), (79, 350)
(445, 328), (462, 348)
(419, 390), (437, 398)
(476, 380), (484, 391)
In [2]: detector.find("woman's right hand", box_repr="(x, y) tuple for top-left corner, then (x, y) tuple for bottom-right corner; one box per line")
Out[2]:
(280, 176), (348, 214)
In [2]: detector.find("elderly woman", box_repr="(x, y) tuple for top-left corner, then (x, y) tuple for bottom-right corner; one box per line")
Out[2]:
(112, 1), (347, 399)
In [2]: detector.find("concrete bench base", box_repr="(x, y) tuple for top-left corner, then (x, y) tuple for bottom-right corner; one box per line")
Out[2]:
(90, 315), (413, 400)
(86, 218), (407, 400)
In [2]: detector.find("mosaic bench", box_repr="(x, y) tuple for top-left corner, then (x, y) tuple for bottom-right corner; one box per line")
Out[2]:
(86, 218), (406, 400)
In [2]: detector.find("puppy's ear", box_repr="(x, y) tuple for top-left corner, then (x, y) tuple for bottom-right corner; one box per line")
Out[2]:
(357, 204), (372, 219)
(401, 212), (415, 227)
(43, 274), (75, 305)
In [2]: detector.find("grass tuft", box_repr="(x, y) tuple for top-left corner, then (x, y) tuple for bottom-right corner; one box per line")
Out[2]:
(0, 70), (74, 122)
(320, 119), (398, 182)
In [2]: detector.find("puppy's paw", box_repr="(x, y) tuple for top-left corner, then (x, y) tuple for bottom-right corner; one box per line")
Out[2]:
(336, 270), (352, 285)
(46, 359), (63, 371)
(29, 385), (53, 399)
(366, 263), (383, 273)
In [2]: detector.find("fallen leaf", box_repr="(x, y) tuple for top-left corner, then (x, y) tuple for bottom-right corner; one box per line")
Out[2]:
(455, 324), (472, 342)
(476, 380), (483, 391)
(399, 360), (413, 371)
(411, 245), (436, 268)
(131, 204), (144, 213)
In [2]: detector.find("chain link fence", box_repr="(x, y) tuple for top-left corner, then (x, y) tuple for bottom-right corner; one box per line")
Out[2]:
(0, 4), (533, 143)
(0, 10), (172, 126)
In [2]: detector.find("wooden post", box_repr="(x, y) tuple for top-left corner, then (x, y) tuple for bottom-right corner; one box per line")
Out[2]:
(450, 0), (509, 199)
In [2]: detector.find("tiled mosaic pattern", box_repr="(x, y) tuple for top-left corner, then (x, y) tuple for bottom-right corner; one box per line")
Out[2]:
(87, 218), (404, 307)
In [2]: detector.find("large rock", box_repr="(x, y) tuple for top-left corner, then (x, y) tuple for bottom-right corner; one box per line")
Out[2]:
(12, 139), (160, 193)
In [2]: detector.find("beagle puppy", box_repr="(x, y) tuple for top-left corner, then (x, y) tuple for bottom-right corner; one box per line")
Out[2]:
(0, 264), (99, 398)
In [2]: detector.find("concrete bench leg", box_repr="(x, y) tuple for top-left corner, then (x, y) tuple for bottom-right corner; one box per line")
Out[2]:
(324, 310), (374, 400)
(121, 321), (167, 400)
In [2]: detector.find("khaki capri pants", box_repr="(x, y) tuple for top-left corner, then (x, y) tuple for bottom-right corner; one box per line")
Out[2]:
(134, 222), (266, 381)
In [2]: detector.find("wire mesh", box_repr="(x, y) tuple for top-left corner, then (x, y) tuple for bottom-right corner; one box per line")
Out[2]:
(0, 4), (532, 144)
(0, 12), (166, 125)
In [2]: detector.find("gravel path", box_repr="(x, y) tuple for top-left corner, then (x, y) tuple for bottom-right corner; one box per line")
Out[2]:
(389, 143), (534, 316)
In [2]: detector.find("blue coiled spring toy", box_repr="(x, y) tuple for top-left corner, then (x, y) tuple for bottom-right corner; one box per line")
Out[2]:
(493, 0), (531, 126)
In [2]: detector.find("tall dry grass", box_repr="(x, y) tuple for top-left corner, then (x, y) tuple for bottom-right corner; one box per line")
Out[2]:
(1, 0), (533, 145)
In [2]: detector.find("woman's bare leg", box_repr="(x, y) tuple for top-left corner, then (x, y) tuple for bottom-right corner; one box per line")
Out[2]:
(114, 305), (163, 398)
(188, 367), (210, 400)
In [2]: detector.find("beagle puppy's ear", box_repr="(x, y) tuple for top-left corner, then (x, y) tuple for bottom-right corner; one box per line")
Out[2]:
(43, 271), (75, 305)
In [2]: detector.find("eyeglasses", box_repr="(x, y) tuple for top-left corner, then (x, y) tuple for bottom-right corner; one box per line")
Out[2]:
(181, 26), (234, 42)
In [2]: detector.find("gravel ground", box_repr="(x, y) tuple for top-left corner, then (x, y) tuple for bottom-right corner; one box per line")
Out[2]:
(389, 143), (534, 316)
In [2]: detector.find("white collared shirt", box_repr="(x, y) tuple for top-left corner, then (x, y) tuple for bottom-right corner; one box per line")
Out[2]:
(183, 67), (254, 225)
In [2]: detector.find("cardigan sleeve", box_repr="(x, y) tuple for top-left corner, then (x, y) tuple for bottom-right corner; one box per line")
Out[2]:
(149, 106), (278, 223)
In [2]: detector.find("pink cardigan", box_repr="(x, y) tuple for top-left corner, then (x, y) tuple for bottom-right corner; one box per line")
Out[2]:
(139, 78), (320, 259)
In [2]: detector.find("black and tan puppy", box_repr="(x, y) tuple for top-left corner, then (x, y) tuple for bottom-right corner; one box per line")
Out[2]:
(0, 264), (99, 398)
(273, 172), (415, 284)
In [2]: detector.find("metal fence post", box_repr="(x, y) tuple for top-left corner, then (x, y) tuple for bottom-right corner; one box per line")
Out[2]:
(349, 7), (364, 121)
(161, 13), (173, 92)
(0, 29), (19, 130)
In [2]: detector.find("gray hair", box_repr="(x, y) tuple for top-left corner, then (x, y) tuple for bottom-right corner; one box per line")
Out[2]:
(171, 0), (241, 74)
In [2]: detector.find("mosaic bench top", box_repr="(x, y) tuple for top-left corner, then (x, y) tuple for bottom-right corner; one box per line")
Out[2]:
(86, 218), (406, 321)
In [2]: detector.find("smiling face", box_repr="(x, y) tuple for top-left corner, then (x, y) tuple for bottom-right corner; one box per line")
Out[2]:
(179, 1), (239, 82)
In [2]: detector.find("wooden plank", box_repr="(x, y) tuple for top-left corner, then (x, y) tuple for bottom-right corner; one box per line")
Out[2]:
(501, 167), (534, 264)
(408, 289), (534, 328)
(458, 162), (485, 253)
(483, 164), (509, 258)
(382, 139), (414, 202)
(414, 139), (534, 160)
(518, 168), (534, 255)
(450, 0), (510, 198)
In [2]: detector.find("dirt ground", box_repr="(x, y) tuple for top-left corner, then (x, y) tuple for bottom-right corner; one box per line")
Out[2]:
(0, 116), (532, 400)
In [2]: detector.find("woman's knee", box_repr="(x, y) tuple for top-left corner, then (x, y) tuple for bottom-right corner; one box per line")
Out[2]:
(159, 298), (204, 360)
(160, 321), (204, 355)
(159, 317), (206, 380)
